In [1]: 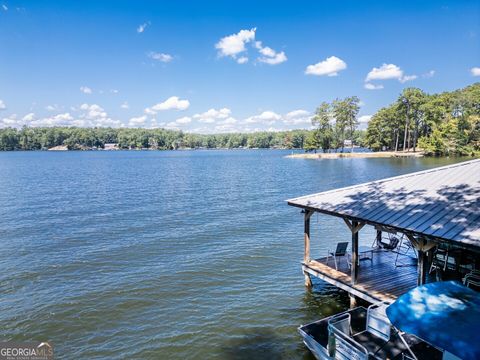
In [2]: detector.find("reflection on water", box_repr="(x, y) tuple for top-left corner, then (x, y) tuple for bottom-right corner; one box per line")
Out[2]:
(0, 150), (464, 359)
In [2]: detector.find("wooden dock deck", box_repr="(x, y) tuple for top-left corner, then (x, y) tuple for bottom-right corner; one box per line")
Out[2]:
(302, 250), (418, 303)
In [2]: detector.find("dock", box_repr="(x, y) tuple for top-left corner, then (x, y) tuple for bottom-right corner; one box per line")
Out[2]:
(287, 159), (480, 305)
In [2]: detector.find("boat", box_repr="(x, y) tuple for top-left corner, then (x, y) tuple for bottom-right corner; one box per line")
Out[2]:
(299, 303), (442, 359)
(299, 281), (480, 359)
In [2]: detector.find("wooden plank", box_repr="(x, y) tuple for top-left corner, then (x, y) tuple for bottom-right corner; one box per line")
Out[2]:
(351, 221), (359, 285)
(376, 230), (382, 246)
(305, 250), (418, 303)
(304, 210), (313, 263)
(417, 250), (426, 285)
(353, 222), (365, 234)
(302, 263), (381, 303)
(343, 218), (352, 231)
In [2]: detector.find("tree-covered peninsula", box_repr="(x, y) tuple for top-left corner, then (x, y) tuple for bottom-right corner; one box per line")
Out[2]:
(365, 83), (479, 156)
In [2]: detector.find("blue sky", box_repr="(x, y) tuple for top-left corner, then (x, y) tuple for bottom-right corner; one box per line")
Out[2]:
(0, 0), (479, 133)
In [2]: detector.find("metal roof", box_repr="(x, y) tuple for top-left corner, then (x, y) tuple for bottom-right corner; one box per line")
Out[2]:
(287, 159), (480, 249)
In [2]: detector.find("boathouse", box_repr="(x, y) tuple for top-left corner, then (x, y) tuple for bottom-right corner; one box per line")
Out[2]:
(287, 159), (480, 305)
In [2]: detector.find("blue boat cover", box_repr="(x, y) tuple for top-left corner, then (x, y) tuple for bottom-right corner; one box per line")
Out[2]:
(386, 281), (480, 360)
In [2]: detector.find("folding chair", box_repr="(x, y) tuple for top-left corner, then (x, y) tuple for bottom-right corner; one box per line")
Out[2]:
(326, 242), (349, 270)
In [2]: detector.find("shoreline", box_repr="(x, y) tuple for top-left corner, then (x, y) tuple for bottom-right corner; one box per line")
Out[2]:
(285, 151), (425, 159)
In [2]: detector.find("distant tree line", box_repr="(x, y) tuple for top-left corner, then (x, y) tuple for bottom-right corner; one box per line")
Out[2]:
(0, 127), (310, 151)
(365, 83), (480, 156)
(0, 83), (478, 155)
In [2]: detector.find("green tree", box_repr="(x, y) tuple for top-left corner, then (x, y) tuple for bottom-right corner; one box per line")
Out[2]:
(332, 96), (360, 152)
(304, 130), (320, 152)
(312, 102), (333, 152)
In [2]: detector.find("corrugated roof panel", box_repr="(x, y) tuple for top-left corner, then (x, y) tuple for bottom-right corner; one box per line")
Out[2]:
(287, 159), (480, 248)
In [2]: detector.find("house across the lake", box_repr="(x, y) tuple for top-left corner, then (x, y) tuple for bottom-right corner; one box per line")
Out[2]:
(287, 159), (480, 306)
(104, 143), (119, 150)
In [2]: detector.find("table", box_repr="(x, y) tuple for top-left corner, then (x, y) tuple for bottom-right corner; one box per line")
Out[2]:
(358, 246), (374, 264)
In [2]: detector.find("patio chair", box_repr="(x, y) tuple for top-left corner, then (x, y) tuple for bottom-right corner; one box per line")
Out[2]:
(373, 231), (400, 251)
(429, 247), (449, 274)
(326, 242), (349, 270)
(395, 236), (417, 267)
(463, 270), (480, 290)
(379, 235), (400, 251)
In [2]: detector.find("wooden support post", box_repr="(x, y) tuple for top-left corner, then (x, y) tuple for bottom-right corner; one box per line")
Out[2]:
(376, 229), (382, 246)
(417, 250), (427, 285)
(406, 234), (435, 286)
(304, 210), (313, 263)
(304, 272), (312, 288)
(351, 220), (359, 285)
(349, 294), (357, 309)
(304, 210), (314, 288)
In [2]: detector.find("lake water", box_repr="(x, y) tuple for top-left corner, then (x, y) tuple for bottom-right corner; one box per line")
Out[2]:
(0, 150), (462, 359)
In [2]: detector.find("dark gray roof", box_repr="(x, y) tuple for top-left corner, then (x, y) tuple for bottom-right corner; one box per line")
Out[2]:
(287, 159), (480, 249)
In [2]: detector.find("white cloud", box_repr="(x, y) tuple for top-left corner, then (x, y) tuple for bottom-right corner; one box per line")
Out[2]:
(365, 63), (416, 84)
(256, 43), (275, 57)
(164, 122), (180, 130)
(399, 74), (418, 83)
(2, 4), (7, 11)
(305, 56), (347, 76)
(80, 86), (92, 94)
(29, 113), (75, 127)
(216, 28), (287, 66)
(283, 109), (312, 125)
(148, 52), (173, 63)
(230, 109), (317, 132)
(258, 51), (287, 65)
(255, 41), (287, 65)
(285, 109), (310, 119)
(120, 102), (129, 109)
(75, 104), (121, 127)
(0, 99), (6, 110)
(358, 115), (372, 123)
(364, 83), (384, 90)
(137, 22), (149, 33)
(422, 70), (435, 78)
(144, 107), (156, 115)
(175, 116), (192, 124)
(128, 115), (147, 127)
(365, 63), (403, 81)
(193, 108), (231, 123)
(144, 96), (190, 114)
(245, 111), (281, 124)
(218, 117), (237, 125)
(110, 89), (119, 94)
(1, 104), (123, 128)
(363, 63), (419, 87)
(471, 67), (480, 76)
(45, 104), (60, 111)
(22, 113), (35, 122)
(237, 56), (249, 64)
(215, 28), (256, 58)
(0, 114), (18, 127)
(80, 103), (107, 119)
